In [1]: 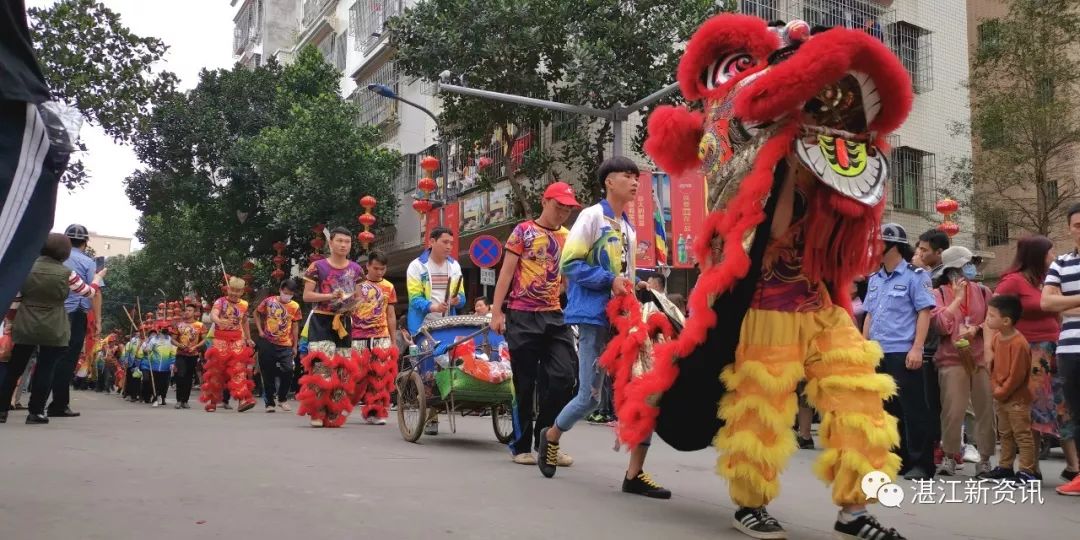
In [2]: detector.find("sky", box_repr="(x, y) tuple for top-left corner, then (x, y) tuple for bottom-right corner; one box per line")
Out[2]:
(31, 0), (238, 248)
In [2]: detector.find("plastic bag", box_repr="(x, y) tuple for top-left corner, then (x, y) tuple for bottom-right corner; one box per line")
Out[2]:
(455, 341), (512, 384)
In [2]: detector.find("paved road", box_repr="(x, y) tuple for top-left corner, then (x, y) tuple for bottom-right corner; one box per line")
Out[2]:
(1, 391), (1075, 540)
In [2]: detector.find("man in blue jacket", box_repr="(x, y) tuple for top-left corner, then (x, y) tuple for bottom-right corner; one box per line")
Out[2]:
(535, 157), (670, 499)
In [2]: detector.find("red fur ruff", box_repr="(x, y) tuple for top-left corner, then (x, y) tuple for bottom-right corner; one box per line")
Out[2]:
(296, 350), (362, 427)
(199, 346), (229, 407)
(225, 347), (255, 403)
(360, 346), (399, 420)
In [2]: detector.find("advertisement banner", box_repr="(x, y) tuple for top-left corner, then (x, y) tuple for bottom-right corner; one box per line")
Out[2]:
(669, 172), (707, 269)
(626, 172), (656, 268)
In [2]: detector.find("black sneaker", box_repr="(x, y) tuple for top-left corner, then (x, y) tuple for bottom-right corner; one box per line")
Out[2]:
(797, 435), (814, 449)
(1062, 468), (1079, 482)
(732, 507), (785, 539)
(622, 471), (672, 499)
(981, 466), (1016, 481)
(902, 467), (931, 480)
(537, 427), (559, 478)
(26, 414), (49, 425)
(834, 512), (905, 539)
(1016, 470), (1040, 483)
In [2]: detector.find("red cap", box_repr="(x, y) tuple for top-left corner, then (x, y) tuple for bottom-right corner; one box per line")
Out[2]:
(543, 181), (580, 207)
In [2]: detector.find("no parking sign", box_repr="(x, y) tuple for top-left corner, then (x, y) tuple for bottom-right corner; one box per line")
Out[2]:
(469, 235), (502, 268)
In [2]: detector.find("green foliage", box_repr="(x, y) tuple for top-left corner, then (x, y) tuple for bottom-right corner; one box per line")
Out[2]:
(389, 0), (723, 207)
(966, 0), (1080, 237)
(28, 0), (178, 189)
(126, 47), (400, 298)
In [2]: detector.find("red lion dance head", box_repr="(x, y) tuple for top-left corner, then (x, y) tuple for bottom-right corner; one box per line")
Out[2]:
(614, 14), (913, 450)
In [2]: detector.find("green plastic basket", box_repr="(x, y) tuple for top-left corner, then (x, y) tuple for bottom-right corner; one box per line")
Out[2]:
(434, 367), (513, 403)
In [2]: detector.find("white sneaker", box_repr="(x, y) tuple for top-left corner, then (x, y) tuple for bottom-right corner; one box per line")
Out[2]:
(937, 455), (957, 476)
(365, 415), (378, 425)
(373, 417), (387, 425)
(963, 444), (980, 464)
(278, 402), (291, 412)
(151, 401), (161, 408)
(310, 418), (324, 427)
(424, 422), (439, 436)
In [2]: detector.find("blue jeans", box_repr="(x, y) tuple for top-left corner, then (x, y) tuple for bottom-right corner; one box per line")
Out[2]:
(554, 324), (608, 432)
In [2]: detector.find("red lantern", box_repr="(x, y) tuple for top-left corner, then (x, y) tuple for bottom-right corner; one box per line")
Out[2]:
(242, 260), (255, 271)
(935, 198), (959, 215)
(272, 255), (286, 266)
(477, 156), (493, 169)
(420, 156), (440, 172)
(358, 230), (375, 246)
(272, 241), (286, 252)
(312, 224), (325, 234)
(310, 237), (325, 249)
(417, 177), (437, 193)
(358, 213), (376, 227)
(412, 199), (434, 214)
(271, 269), (286, 280)
(938, 221), (960, 237)
(310, 253), (325, 261)
(359, 195), (377, 209)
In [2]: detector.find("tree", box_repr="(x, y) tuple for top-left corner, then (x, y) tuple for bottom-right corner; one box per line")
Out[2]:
(125, 47), (400, 297)
(389, 0), (723, 213)
(28, 0), (178, 189)
(965, 0), (1080, 238)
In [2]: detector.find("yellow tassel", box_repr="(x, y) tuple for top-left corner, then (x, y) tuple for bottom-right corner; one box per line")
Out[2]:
(811, 373), (897, 399)
(715, 429), (798, 467)
(718, 393), (799, 433)
(721, 460), (780, 508)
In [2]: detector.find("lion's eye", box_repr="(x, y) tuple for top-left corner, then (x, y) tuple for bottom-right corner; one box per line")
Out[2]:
(704, 53), (756, 90)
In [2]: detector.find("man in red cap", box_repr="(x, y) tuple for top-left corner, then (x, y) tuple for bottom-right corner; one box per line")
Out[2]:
(491, 181), (579, 466)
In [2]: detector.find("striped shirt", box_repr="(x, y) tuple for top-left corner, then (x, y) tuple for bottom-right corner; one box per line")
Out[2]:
(1045, 251), (1080, 353)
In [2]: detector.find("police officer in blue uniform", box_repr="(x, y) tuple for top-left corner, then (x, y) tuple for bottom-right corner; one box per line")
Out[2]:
(863, 223), (937, 480)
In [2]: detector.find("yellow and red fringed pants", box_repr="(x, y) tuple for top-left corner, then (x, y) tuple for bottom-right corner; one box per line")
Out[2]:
(715, 305), (901, 507)
(350, 337), (400, 421)
(200, 332), (255, 411)
(296, 341), (362, 427)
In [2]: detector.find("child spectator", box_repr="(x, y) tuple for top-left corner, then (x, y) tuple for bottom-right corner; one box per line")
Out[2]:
(982, 295), (1037, 482)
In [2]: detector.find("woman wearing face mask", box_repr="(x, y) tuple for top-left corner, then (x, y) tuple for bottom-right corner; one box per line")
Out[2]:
(930, 246), (997, 477)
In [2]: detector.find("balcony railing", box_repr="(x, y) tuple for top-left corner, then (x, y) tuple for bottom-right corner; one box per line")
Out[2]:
(232, 0), (262, 54)
(303, 0), (336, 29)
(350, 0), (402, 54)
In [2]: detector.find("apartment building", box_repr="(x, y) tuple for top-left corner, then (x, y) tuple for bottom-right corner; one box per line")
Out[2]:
(230, 0), (976, 291)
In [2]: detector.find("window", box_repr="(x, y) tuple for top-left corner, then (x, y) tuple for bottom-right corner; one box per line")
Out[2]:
(987, 210), (1009, 247)
(353, 59), (400, 127)
(303, 0), (334, 28)
(1041, 180), (1059, 206)
(352, 0), (402, 54)
(977, 20), (1002, 55)
(739, 0), (779, 21)
(233, 0), (262, 54)
(334, 33), (348, 70)
(890, 146), (936, 213)
(550, 111), (579, 144)
(889, 21), (933, 94)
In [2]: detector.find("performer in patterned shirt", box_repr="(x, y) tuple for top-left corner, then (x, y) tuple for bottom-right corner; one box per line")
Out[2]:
(297, 227), (365, 427)
(350, 250), (399, 425)
(170, 301), (206, 409)
(201, 277), (256, 412)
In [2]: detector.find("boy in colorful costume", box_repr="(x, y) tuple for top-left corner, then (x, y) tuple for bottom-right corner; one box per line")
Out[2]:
(170, 302), (206, 409)
(601, 15), (914, 539)
(350, 250), (399, 425)
(201, 277), (256, 412)
(298, 227), (364, 428)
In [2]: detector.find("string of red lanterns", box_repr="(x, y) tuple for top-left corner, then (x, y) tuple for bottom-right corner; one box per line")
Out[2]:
(310, 223), (326, 263)
(271, 241), (287, 282)
(358, 195), (377, 249)
(936, 198), (960, 238)
(412, 156), (440, 237)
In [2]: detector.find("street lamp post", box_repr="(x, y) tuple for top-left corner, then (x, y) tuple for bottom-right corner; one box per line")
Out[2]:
(367, 83), (450, 226)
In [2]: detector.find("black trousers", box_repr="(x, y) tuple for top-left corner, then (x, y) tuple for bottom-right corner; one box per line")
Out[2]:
(257, 339), (294, 406)
(139, 370), (169, 403)
(122, 368), (139, 399)
(1058, 353), (1080, 440)
(48, 310), (87, 413)
(923, 356), (942, 445)
(504, 310), (577, 455)
(174, 355), (199, 403)
(0, 343), (66, 415)
(881, 352), (935, 475)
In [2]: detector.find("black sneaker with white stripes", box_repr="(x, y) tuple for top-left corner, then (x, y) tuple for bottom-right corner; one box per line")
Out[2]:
(834, 512), (906, 539)
(732, 506), (786, 539)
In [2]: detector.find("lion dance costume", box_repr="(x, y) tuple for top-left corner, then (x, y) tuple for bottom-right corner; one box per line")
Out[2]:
(601, 14), (914, 538)
(201, 278), (256, 412)
(296, 257), (365, 427)
(349, 277), (400, 423)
